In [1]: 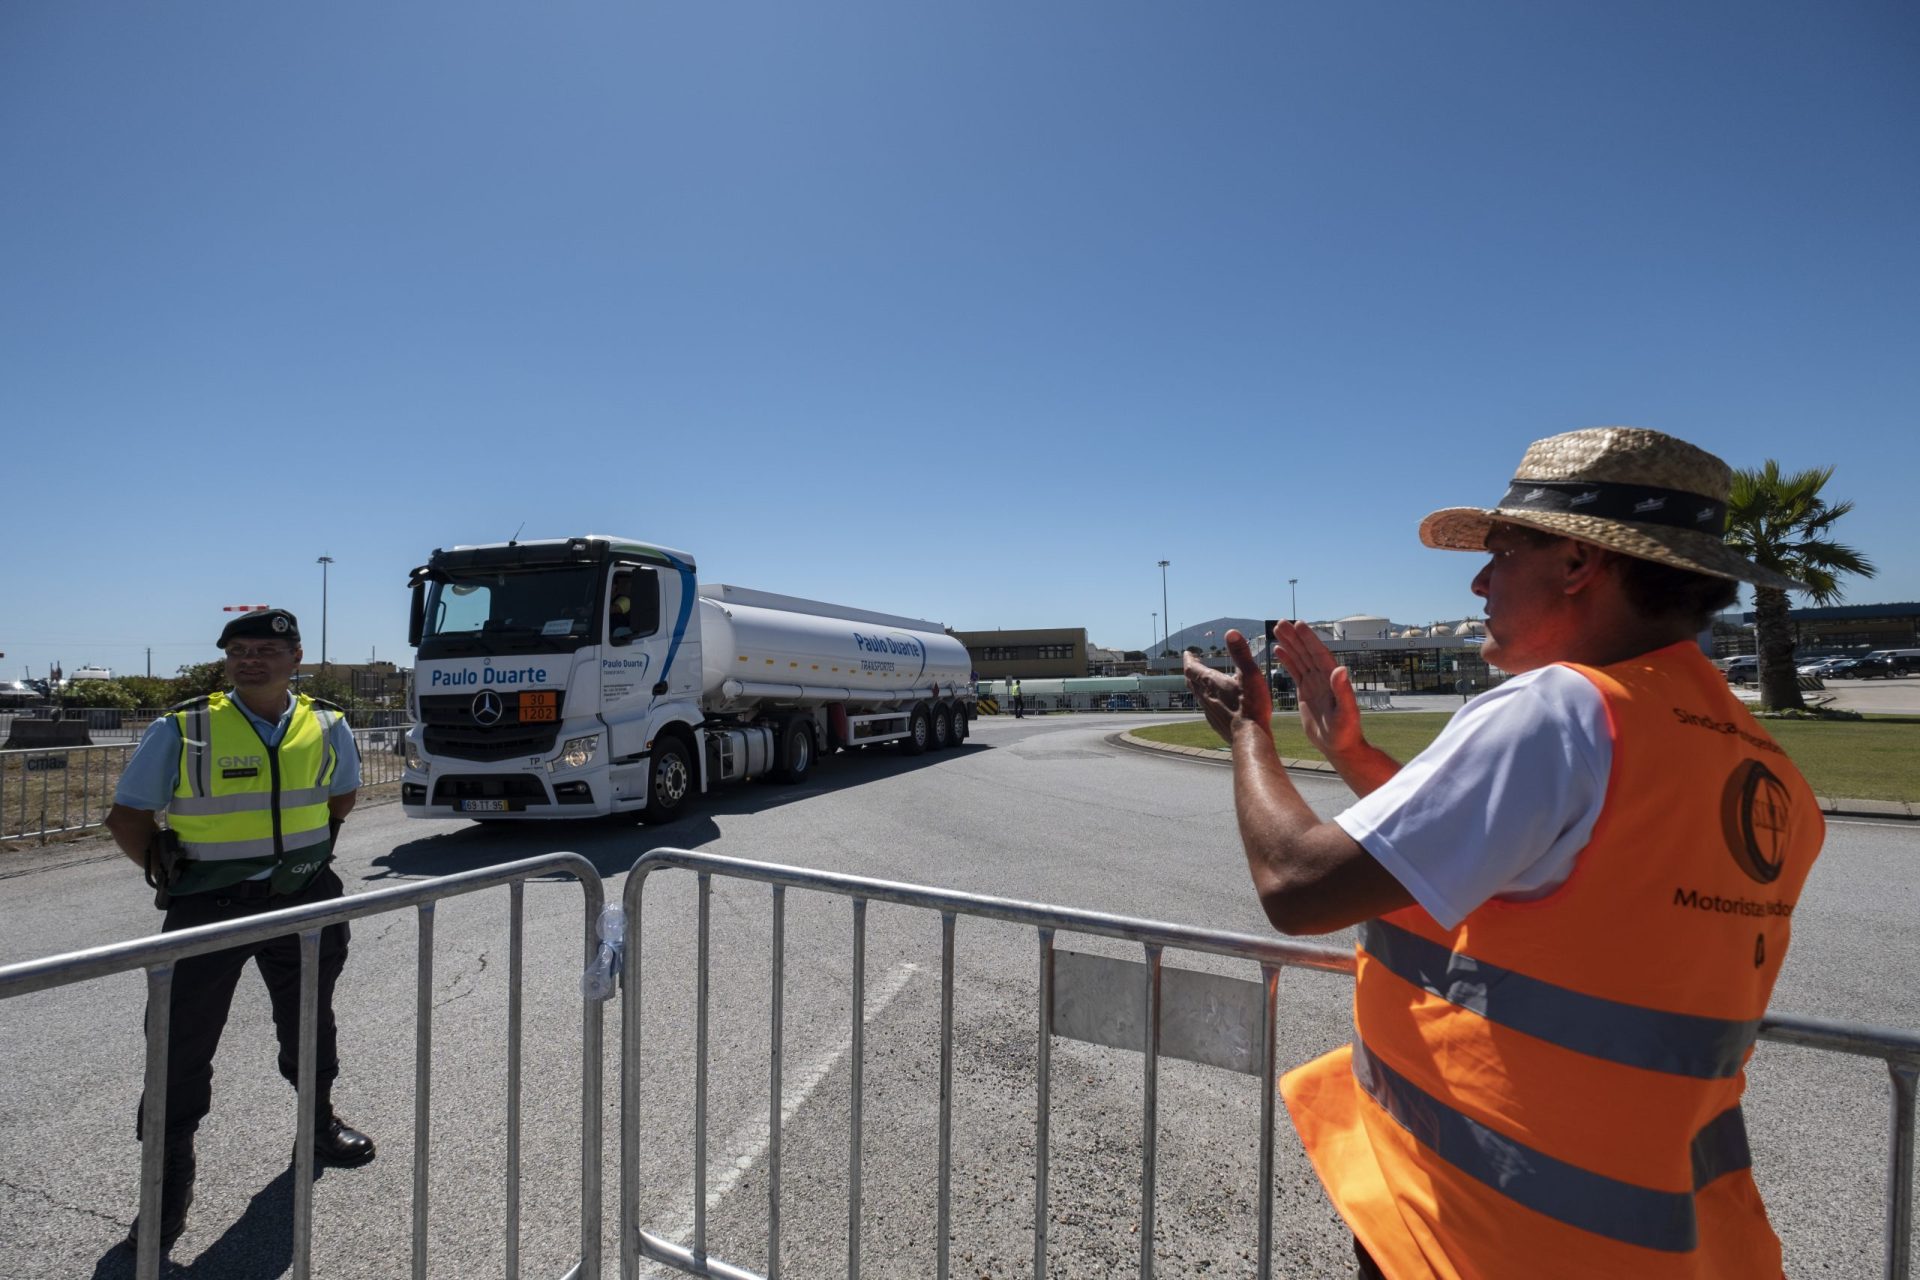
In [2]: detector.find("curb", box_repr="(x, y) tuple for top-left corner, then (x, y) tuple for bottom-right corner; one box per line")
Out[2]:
(1117, 732), (1917, 821)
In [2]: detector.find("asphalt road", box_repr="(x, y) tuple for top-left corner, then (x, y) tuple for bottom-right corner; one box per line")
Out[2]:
(1, 711), (1915, 1279)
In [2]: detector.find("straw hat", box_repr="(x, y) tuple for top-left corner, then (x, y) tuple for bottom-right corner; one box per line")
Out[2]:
(1419, 427), (1800, 590)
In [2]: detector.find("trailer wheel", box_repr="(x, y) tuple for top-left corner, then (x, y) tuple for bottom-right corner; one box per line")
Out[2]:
(902, 706), (931, 755)
(951, 704), (969, 743)
(640, 736), (693, 824)
(930, 705), (952, 750)
(777, 719), (814, 783)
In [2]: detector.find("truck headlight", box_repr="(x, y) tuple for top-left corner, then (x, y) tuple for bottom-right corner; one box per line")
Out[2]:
(405, 737), (427, 773)
(549, 734), (600, 772)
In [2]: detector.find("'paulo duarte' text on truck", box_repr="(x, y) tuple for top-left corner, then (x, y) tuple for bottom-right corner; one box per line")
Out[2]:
(400, 536), (976, 822)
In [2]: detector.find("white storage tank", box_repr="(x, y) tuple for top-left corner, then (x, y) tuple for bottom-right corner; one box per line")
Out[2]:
(1337, 615), (1391, 641)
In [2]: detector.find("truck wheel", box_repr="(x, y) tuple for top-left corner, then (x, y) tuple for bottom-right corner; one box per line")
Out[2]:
(930, 705), (952, 750)
(777, 719), (814, 783)
(951, 704), (969, 742)
(902, 706), (931, 755)
(640, 737), (693, 824)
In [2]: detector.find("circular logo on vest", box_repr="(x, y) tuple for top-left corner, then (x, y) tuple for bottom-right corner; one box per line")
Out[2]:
(471, 690), (505, 726)
(1720, 759), (1791, 885)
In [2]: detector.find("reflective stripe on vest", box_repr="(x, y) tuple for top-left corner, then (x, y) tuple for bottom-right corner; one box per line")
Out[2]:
(1358, 920), (1761, 1079)
(169, 785), (333, 817)
(165, 827), (333, 864)
(167, 692), (337, 892)
(1351, 1038), (1754, 1254)
(1284, 641), (1823, 1278)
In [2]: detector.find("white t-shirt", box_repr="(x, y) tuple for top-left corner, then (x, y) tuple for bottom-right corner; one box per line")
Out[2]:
(1333, 666), (1613, 929)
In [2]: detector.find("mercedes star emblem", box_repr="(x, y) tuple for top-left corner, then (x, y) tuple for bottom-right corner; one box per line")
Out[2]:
(471, 690), (505, 726)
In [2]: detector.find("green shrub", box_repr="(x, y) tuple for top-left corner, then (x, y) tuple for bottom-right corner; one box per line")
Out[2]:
(168, 661), (230, 702)
(118, 676), (176, 709)
(62, 679), (137, 710)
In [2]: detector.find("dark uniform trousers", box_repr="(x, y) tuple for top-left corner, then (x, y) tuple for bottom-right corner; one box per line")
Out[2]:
(136, 866), (350, 1142)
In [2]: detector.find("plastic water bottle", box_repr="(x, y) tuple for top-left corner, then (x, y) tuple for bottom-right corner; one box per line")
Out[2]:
(579, 904), (626, 1001)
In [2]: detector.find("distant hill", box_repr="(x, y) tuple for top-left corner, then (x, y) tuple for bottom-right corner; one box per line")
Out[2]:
(1160, 617), (1267, 653)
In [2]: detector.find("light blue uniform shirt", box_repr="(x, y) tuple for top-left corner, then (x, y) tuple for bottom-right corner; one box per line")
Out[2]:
(115, 691), (362, 813)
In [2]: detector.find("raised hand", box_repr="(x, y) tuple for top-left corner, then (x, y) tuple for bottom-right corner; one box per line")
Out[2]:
(1271, 620), (1374, 777)
(1183, 629), (1272, 744)
(1274, 617), (1397, 794)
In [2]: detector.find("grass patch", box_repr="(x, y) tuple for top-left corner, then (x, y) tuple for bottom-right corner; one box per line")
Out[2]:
(1130, 713), (1920, 804)
(1135, 714), (1455, 767)
(1758, 715), (1920, 803)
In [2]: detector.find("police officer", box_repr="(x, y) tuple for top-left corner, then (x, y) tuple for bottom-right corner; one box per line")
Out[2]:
(104, 608), (375, 1254)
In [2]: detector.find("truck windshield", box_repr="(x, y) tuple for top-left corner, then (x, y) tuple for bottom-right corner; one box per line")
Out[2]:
(420, 567), (601, 658)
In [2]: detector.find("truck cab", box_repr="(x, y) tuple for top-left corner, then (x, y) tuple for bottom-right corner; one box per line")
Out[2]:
(402, 536), (701, 820)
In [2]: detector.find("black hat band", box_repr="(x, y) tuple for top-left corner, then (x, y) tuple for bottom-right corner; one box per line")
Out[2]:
(1497, 479), (1726, 533)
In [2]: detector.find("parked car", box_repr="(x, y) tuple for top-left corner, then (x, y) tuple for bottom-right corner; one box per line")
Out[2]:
(1821, 659), (1873, 679)
(0, 680), (39, 707)
(1722, 658), (1758, 682)
(1862, 650), (1920, 677)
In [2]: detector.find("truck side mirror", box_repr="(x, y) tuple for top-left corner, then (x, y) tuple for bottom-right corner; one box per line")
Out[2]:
(408, 582), (425, 648)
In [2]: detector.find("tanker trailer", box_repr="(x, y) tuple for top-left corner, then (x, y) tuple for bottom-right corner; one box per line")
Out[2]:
(400, 535), (975, 823)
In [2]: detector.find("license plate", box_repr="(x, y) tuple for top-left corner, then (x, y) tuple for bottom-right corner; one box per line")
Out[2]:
(458, 799), (511, 812)
(520, 691), (557, 722)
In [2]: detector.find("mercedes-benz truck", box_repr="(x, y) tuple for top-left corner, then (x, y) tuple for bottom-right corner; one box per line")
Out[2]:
(400, 535), (974, 822)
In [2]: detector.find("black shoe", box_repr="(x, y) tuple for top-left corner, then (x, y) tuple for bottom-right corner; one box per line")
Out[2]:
(299, 1115), (376, 1167)
(123, 1139), (195, 1254)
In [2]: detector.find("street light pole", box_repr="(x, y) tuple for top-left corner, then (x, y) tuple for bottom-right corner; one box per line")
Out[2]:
(1157, 559), (1170, 659)
(1289, 578), (1298, 622)
(1151, 613), (1157, 659)
(317, 555), (334, 668)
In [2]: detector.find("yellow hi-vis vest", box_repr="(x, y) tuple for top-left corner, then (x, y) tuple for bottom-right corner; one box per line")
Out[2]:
(167, 691), (343, 897)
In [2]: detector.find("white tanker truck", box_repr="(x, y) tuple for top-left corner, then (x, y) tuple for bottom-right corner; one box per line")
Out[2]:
(399, 535), (975, 823)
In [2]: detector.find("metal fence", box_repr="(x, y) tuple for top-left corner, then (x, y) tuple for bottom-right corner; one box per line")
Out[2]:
(619, 848), (1920, 1280)
(1, 726), (408, 843)
(0, 706), (412, 738)
(0, 851), (606, 1280)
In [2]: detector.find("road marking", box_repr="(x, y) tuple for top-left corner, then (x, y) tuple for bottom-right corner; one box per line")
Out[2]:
(650, 959), (922, 1257)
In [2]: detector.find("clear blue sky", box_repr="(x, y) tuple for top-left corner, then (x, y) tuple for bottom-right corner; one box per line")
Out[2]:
(3, 1), (1915, 680)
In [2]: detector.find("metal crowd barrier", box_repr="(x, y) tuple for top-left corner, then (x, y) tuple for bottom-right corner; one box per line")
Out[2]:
(1, 727), (406, 843)
(620, 849), (1920, 1280)
(0, 739), (136, 840)
(0, 852), (607, 1280)
(619, 848), (1355, 1280)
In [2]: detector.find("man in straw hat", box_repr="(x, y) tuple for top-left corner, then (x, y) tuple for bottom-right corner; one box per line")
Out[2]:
(1185, 427), (1823, 1279)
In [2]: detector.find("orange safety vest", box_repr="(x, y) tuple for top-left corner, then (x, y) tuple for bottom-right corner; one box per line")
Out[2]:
(1284, 642), (1823, 1279)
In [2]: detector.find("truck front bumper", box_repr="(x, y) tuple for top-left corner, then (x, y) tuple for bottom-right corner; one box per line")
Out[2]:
(401, 767), (602, 818)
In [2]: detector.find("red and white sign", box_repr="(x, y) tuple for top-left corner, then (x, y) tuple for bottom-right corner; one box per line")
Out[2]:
(222, 604), (271, 612)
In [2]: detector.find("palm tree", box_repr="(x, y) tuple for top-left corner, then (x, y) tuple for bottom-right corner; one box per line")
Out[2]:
(1724, 462), (1876, 711)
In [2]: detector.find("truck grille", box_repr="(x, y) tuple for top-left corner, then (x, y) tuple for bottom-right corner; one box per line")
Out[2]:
(431, 775), (551, 805)
(420, 692), (566, 762)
